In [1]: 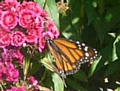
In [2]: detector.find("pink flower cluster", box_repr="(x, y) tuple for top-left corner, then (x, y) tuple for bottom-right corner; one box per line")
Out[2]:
(0, 60), (19, 82)
(6, 76), (39, 91)
(6, 87), (26, 91)
(0, 0), (59, 90)
(0, 0), (59, 51)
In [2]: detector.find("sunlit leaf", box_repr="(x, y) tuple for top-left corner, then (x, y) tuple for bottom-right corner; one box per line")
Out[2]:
(52, 73), (64, 91)
(115, 87), (120, 91)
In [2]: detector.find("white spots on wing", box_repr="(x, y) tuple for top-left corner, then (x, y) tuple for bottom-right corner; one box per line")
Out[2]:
(76, 41), (80, 44)
(85, 57), (88, 60)
(82, 43), (85, 46)
(93, 56), (96, 59)
(78, 44), (81, 48)
(94, 50), (98, 54)
(85, 52), (89, 57)
(90, 57), (93, 60)
(84, 46), (88, 51)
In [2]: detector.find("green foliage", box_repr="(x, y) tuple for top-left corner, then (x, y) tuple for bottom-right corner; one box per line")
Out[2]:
(35, 0), (120, 91)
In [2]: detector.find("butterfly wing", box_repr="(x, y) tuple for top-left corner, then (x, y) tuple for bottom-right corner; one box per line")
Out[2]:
(46, 38), (99, 78)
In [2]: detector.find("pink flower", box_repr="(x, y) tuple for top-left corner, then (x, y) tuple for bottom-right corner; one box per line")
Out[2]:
(0, 11), (18, 29)
(38, 36), (45, 52)
(34, 16), (44, 28)
(27, 76), (39, 90)
(0, 61), (19, 82)
(27, 26), (43, 38)
(0, 0), (19, 11)
(26, 35), (37, 44)
(4, 62), (19, 82)
(19, 9), (35, 28)
(47, 20), (59, 38)
(0, 26), (10, 36)
(6, 87), (26, 91)
(2, 49), (23, 65)
(40, 10), (49, 18)
(43, 31), (54, 39)
(38, 31), (55, 52)
(2, 51), (12, 62)
(13, 50), (23, 65)
(11, 31), (25, 47)
(27, 76), (38, 86)
(6, 67), (19, 82)
(0, 34), (11, 47)
(5, 0), (18, 5)
(19, 1), (44, 16)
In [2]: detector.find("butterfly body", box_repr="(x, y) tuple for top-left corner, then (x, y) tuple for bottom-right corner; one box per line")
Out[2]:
(46, 38), (99, 78)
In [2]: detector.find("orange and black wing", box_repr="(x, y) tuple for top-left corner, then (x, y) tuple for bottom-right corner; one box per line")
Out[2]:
(46, 38), (99, 78)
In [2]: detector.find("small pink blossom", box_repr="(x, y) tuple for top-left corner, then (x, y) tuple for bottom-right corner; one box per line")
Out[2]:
(38, 31), (54, 52)
(38, 36), (46, 52)
(40, 10), (49, 18)
(6, 67), (19, 82)
(6, 87), (26, 91)
(43, 31), (54, 39)
(0, 11), (18, 29)
(4, 62), (19, 82)
(5, 0), (20, 11)
(11, 31), (25, 47)
(47, 20), (59, 38)
(38, 30), (58, 52)
(5, 0), (18, 5)
(13, 50), (23, 65)
(0, 61), (19, 82)
(2, 49), (23, 65)
(19, 9), (35, 28)
(0, 27), (10, 37)
(34, 16), (44, 28)
(26, 35), (37, 44)
(0, 0), (19, 11)
(2, 49), (13, 61)
(27, 25), (43, 38)
(27, 76), (39, 90)
(19, 1), (44, 16)
(0, 34), (11, 47)
(48, 27), (59, 39)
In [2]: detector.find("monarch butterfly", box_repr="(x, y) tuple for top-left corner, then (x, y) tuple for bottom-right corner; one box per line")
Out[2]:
(46, 38), (99, 78)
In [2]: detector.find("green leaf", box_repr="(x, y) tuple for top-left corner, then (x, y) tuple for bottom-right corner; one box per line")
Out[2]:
(105, 60), (120, 76)
(52, 73), (64, 91)
(73, 70), (88, 82)
(66, 78), (87, 91)
(97, 0), (104, 15)
(89, 43), (113, 75)
(41, 57), (54, 72)
(115, 87), (120, 91)
(93, 5), (120, 44)
(23, 57), (31, 79)
(107, 35), (120, 76)
(29, 60), (41, 75)
(44, 0), (60, 28)
(89, 57), (101, 76)
(115, 35), (120, 58)
(35, 0), (44, 8)
(60, 0), (82, 40)
(89, 34), (120, 76)
(84, 0), (97, 24)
